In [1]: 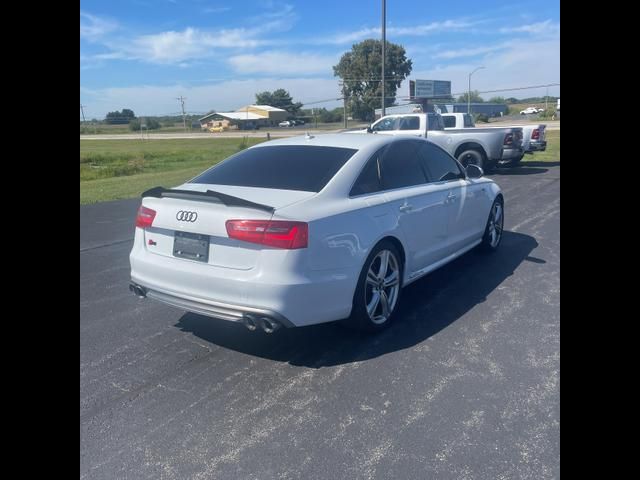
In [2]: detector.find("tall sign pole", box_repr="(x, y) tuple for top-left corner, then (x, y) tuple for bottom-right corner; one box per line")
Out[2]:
(381, 0), (386, 117)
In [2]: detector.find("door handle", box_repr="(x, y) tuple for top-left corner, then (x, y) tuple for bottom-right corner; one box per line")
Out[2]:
(399, 203), (413, 212)
(447, 192), (458, 202)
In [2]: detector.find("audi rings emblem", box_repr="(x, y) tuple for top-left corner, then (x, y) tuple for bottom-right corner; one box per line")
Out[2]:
(176, 210), (198, 222)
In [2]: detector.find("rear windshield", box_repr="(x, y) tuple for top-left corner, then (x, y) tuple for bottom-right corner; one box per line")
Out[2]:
(190, 145), (357, 192)
(442, 116), (455, 128)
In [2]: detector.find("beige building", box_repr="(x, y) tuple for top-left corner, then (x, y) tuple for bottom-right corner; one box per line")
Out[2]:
(199, 105), (288, 130)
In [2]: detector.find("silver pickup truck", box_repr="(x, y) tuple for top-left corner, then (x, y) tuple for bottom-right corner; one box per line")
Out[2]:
(351, 112), (523, 172)
(441, 113), (546, 166)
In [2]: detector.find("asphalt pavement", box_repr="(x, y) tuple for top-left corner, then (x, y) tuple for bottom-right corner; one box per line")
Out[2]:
(80, 164), (560, 479)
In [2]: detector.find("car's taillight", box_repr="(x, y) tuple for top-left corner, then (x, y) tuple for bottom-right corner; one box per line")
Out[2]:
(226, 220), (308, 249)
(503, 133), (514, 146)
(531, 128), (540, 140)
(135, 205), (156, 229)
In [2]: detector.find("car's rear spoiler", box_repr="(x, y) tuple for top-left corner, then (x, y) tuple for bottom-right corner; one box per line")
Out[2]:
(141, 186), (275, 214)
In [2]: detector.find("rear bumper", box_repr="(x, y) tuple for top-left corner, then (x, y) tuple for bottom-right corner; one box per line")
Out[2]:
(129, 237), (357, 327)
(499, 147), (524, 163)
(526, 140), (547, 152)
(129, 282), (295, 327)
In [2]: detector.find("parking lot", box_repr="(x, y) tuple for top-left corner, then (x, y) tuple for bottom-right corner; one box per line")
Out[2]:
(80, 164), (559, 479)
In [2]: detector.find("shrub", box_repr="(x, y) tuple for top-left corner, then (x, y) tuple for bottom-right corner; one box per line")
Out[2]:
(237, 136), (249, 151)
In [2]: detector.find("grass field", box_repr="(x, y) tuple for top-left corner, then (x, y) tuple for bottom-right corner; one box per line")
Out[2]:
(80, 123), (201, 135)
(507, 102), (558, 116)
(80, 121), (367, 136)
(80, 130), (560, 204)
(80, 137), (265, 204)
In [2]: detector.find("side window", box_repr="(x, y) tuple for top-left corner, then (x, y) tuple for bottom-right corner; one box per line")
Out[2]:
(442, 116), (455, 128)
(379, 141), (427, 190)
(418, 143), (465, 182)
(350, 148), (384, 196)
(371, 117), (398, 131)
(399, 116), (420, 130)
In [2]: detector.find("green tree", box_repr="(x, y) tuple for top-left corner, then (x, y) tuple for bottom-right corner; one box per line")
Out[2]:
(255, 89), (302, 115)
(314, 107), (343, 123)
(106, 109), (136, 124)
(333, 39), (412, 121)
(457, 91), (484, 103)
(488, 96), (506, 104)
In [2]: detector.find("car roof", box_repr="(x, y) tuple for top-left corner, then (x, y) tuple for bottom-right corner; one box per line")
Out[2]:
(250, 133), (398, 151)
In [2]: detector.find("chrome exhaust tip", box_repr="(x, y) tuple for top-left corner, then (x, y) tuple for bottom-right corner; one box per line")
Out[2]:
(243, 315), (258, 331)
(129, 283), (147, 298)
(259, 317), (281, 334)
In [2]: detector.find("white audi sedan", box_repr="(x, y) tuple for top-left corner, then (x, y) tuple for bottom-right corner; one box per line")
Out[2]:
(129, 134), (504, 332)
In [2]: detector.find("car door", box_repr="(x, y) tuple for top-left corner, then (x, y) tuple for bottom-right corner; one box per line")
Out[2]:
(417, 142), (488, 253)
(377, 140), (450, 275)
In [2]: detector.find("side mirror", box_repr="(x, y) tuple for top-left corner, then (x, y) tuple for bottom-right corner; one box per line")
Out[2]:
(366, 125), (373, 133)
(466, 164), (484, 178)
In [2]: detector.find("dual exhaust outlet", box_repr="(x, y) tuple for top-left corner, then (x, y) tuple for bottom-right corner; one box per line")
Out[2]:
(242, 314), (282, 334)
(129, 283), (281, 334)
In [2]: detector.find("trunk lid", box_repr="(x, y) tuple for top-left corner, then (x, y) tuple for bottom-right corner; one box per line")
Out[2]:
(140, 184), (315, 270)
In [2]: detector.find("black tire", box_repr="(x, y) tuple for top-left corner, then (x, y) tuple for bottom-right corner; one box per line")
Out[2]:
(345, 240), (403, 332)
(457, 149), (484, 170)
(479, 197), (504, 252)
(507, 155), (523, 167)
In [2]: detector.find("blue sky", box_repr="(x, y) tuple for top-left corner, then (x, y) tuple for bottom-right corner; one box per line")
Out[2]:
(80, 0), (560, 119)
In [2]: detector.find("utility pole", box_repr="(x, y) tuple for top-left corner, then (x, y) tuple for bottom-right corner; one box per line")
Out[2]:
(80, 104), (86, 123)
(343, 93), (348, 129)
(381, 0), (386, 117)
(468, 66), (485, 116)
(545, 85), (549, 111)
(176, 96), (187, 131)
(339, 81), (348, 129)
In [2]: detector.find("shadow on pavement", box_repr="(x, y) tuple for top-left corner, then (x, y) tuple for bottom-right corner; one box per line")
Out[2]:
(175, 231), (539, 368)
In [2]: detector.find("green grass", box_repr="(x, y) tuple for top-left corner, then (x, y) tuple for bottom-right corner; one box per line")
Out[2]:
(80, 137), (265, 204)
(80, 123), (202, 135)
(521, 129), (560, 163)
(80, 121), (362, 136)
(507, 102), (557, 116)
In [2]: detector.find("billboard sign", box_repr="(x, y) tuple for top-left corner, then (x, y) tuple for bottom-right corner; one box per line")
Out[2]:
(414, 80), (451, 99)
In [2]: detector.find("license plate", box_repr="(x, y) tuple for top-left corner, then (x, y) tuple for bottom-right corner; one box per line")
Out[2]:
(173, 231), (210, 262)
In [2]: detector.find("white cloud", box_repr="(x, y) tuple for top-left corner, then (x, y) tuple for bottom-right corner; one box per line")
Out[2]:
(406, 38), (560, 101)
(202, 6), (231, 14)
(228, 51), (337, 75)
(90, 27), (271, 64)
(321, 19), (478, 45)
(434, 42), (512, 60)
(80, 12), (119, 41)
(500, 20), (559, 35)
(79, 78), (343, 118)
(84, 18), (294, 65)
(129, 28), (218, 63)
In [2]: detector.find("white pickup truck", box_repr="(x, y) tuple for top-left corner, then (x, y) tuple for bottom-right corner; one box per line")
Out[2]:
(441, 113), (547, 166)
(353, 112), (523, 172)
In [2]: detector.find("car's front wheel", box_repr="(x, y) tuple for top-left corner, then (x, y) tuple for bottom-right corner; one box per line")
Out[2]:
(479, 197), (504, 252)
(346, 241), (403, 332)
